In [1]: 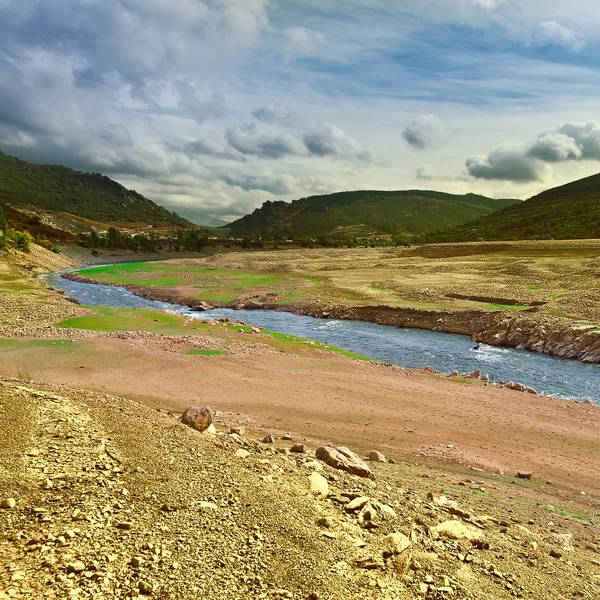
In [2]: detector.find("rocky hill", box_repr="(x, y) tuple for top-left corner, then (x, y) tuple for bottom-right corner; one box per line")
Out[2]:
(0, 152), (192, 229)
(426, 173), (600, 242)
(228, 190), (519, 239)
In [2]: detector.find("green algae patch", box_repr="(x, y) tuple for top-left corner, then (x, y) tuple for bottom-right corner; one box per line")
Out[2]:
(56, 306), (213, 335)
(182, 349), (227, 356)
(0, 338), (82, 350)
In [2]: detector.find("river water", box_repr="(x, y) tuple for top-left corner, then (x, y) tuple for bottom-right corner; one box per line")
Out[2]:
(45, 270), (600, 404)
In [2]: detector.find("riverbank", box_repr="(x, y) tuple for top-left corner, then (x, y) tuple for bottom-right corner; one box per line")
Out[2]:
(64, 264), (600, 364)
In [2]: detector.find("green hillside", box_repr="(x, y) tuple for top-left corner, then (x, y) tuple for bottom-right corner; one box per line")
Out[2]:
(228, 190), (520, 239)
(425, 173), (600, 242)
(0, 152), (191, 227)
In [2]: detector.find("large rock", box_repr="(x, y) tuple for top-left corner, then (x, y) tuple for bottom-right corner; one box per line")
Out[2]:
(315, 446), (374, 479)
(181, 406), (213, 433)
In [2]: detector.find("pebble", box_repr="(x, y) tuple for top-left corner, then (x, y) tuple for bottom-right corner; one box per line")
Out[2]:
(262, 434), (275, 444)
(67, 561), (86, 573)
(290, 444), (305, 453)
(1, 498), (16, 509)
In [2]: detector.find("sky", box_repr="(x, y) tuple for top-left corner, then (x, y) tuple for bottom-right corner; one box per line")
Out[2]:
(2, 0), (600, 221)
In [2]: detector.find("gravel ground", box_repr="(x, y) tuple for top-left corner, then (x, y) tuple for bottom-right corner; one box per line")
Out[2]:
(1, 378), (600, 600)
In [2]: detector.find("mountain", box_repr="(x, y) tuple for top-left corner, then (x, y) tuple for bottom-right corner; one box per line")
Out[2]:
(228, 190), (520, 239)
(160, 204), (228, 227)
(0, 152), (192, 228)
(425, 173), (600, 242)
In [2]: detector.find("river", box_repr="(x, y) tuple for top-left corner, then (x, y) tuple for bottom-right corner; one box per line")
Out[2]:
(45, 270), (600, 404)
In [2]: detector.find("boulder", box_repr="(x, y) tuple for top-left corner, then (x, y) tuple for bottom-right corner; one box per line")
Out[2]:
(181, 406), (213, 433)
(290, 444), (305, 453)
(315, 446), (374, 479)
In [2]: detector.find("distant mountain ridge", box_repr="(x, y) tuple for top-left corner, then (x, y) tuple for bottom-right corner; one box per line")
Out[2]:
(0, 152), (192, 228)
(228, 189), (520, 238)
(160, 204), (228, 228)
(425, 172), (600, 242)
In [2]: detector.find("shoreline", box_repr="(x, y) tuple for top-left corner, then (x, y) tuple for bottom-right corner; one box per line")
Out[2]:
(62, 270), (600, 365)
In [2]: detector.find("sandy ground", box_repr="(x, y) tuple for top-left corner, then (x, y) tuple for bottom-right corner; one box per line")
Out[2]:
(1, 336), (599, 503)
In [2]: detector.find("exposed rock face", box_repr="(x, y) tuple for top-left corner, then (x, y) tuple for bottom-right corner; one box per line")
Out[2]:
(180, 406), (213, 433)
(315, 446), (374, 479)
(474, 317), (600, 363)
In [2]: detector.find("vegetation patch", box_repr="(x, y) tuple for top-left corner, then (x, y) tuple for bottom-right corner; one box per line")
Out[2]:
(75, 263), (320, 305)
(182, 349), (227, 356)
(0, 338), (81, 350)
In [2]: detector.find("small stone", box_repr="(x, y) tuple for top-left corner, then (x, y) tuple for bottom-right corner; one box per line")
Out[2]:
(308, 472), (328, 498)
(345, 496), (370, 512)
(64, 530), (77, 539)
(131, 556), (144, 568)
(42, 479), (53, 490)
(290, 444), (305, 453)
(317, 517), (334, 528)
(235, 449), (250, 459)
(516, 471), (532, 480)
(117, 521), (133, 530)
(382, 532), (411, 555)
(1, 498), (16, 509)
(368, 451), (386, 463)
(229, 426), (245, 436)
(262, 434), (275, 444)
(197, 501), (219, 510)
(281, 433), (293, 441)
(434, 521), (486, 543)
(67, 561), (86, 573)
(139, 580), (154, 595)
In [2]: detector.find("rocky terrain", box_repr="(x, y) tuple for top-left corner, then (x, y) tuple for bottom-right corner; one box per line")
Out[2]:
(2, 377), (600, 600)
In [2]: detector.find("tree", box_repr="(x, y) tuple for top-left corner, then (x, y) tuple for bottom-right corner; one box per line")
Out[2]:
(0, 206), (7, 235)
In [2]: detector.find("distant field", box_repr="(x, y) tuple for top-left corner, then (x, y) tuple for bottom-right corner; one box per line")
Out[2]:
(77, 262), (320, 304)
(73, 240), (600, 322)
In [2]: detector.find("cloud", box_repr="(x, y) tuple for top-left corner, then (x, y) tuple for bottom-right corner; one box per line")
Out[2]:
(175, 81), (226, 123)
(402, 115), (441, 150)
(283, 26), (325, 60)
(252, 105), (308, 129)
(537, 21), (584, 51)
(225, 127), (308, 159)
(231, 105), (375, 162)
(466, 148), (544, 182)
(182, 138), (244, 161)
(303, 124), (375, 161)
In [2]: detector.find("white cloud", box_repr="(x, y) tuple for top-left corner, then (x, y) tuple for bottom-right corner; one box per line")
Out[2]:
(467, 121), (600, 182)
(283, 26), (325, 60)
(402, 115), (442, 150)
(537, 21), (584, 51)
